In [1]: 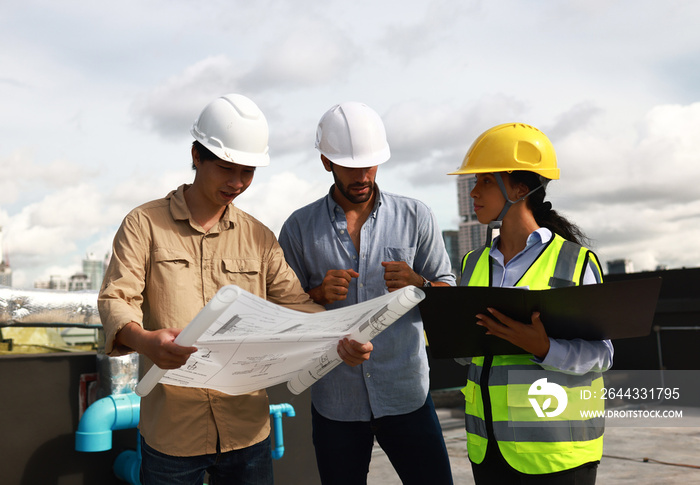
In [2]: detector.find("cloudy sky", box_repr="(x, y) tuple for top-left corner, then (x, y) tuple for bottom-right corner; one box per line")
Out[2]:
(2, 0), (700, 288)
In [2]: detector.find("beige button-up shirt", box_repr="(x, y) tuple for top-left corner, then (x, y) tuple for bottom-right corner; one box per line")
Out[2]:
(98, 184), (322, 456)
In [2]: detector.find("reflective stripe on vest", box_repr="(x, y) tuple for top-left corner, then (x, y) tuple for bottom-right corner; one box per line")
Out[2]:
(460, 234), (605, 474)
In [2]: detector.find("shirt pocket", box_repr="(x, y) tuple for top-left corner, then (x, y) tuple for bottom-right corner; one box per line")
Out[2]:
(151, 248), (195, 291)
(384, 247), (416, 267)
(221, 258), (262, 294)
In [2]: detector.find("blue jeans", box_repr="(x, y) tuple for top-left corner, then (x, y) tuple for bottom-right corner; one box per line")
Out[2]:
(140, 435), (273, 485)
(311, 394), (453, 485)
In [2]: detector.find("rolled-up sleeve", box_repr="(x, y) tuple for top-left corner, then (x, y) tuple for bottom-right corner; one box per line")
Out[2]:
(536, 258), (614, 374)
(413, 205), (456, 286)
(98, 213), (149, 355)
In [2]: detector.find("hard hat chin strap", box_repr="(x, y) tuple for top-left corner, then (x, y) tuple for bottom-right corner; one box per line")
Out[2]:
(484, 173), (544, 247)
(485, 221), (501, 248)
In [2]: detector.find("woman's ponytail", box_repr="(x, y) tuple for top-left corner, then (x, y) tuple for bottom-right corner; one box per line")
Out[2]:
(510, 171), (590, 247)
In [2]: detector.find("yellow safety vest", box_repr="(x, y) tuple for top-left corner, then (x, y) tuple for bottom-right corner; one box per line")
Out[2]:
(460, 234), (606, 475)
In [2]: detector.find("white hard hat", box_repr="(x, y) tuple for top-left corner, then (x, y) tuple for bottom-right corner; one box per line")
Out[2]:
(190, 93), (270, 167)
(315, 102), (390, 168)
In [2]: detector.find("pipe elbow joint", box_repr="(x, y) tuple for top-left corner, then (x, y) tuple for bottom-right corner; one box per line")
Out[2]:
(271, 446), (285, 460)
(269, 403), (295, 418)
(75, 393), (141, 452)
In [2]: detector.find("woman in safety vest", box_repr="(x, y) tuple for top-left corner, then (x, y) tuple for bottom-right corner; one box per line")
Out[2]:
(449, 123), (613, 484)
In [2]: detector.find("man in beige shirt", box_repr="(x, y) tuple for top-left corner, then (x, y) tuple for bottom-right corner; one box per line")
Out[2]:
(98, 94), (371, 485)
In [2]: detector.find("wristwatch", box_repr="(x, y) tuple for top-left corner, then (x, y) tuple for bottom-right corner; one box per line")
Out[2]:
(421, 276), (432, 288)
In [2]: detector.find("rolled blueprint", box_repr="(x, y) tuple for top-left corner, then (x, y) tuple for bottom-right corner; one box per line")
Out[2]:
(136, 285), (426, 397)
(286, 285), (425, 394)
(134, 285), (241, 397)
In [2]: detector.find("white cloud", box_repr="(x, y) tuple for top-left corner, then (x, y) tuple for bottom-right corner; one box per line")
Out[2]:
(239, 21), (361, 91)
(131, 56), (245, 139)
(546, 102), (700, 270)
(0, 149), (98, 206)
(0, 165), (193, 287)
(235, 170), (329, 235)
(382, 94), (530, 186)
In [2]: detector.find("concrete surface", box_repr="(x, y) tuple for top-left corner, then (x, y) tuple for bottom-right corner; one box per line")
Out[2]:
(367, 404), (700, 484)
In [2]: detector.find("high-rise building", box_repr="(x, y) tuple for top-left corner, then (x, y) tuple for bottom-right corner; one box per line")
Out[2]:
(33, 253), (108, 290)
(607, 259), (634, 275)
(82, 252), (106, 291)
(456, 174), (487, 257)
(0, 226), (12, 287)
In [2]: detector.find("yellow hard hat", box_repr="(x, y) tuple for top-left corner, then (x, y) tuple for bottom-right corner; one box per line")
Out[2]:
(448, 123), (559, 180)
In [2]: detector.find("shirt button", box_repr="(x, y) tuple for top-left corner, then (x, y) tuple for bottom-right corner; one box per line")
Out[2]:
(359, 283), (364, 288)
(339, 229), (345, 234)
(365, 373), (371, 378)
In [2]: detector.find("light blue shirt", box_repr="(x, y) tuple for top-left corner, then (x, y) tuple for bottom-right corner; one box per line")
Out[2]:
(279, 187), (456, 420)
(482, 228), (613, 375)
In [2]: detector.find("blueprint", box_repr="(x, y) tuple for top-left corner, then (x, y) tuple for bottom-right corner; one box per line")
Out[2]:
(135, 285), (425, 397)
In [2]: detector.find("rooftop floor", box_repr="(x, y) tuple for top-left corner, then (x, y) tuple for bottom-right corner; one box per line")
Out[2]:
(368, 405), (700, 484)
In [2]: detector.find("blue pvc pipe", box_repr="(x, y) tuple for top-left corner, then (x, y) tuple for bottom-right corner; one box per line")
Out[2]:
(269, 403), (295, 460)
(75, 392), (141, 452)
(76, 393), (295, 484)
(113, 444), (140, 484)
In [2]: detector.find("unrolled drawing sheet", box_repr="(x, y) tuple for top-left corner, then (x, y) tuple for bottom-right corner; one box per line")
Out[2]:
(135, 284), (425, 397)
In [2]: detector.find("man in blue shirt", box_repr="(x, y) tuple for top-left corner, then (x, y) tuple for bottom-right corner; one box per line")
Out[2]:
(278, 102), (455, 485)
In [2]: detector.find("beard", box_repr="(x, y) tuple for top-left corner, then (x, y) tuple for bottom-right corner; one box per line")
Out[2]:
(331, 173), (375, 204)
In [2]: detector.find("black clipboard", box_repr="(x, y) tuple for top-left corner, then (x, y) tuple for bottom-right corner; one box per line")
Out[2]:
(418, 277), (662, 359)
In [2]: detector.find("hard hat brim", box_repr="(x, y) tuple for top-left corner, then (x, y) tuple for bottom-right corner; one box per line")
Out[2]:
(191, 128), (271, 167)
(320, 145), (391, 169)
(447, 166), (560, 179)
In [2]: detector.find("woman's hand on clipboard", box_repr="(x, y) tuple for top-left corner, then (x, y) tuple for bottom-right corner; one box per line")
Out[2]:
(476, 308), (551, 359)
